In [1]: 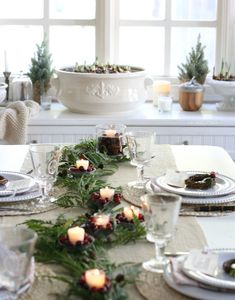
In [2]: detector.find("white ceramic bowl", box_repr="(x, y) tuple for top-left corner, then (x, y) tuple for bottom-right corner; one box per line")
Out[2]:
(207, 78), (235, 111)
(0, 82), (7, 103)
(52, 67), (151, 114)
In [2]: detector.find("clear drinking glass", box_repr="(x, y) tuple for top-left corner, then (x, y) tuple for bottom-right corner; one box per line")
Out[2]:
(126, 131), (154, 189)
(29, 144), (61, 207)
(142, 193), (181, 273)
(0, 226), (37, 299)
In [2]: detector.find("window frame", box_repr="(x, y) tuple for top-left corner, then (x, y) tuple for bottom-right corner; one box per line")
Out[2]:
(0, 0), (234, 81)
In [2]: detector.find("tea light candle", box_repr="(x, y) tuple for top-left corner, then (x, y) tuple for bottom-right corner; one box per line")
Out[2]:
(85, 269), (106, 289)
(67, 226), (85, 245)
(76, 159), (89, 170)
(104, 129), (117, 137)
(100, 186), (115, 200)
(94, 214), (110, 227)
(123, 206), (140, 221)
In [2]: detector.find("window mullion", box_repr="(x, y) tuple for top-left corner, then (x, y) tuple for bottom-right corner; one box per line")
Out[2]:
(164, 0), (171, 76)
(43, 0), (50, 41)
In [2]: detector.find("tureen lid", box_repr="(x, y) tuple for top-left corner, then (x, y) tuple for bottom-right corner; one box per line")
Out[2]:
(180, 77), (203, 92)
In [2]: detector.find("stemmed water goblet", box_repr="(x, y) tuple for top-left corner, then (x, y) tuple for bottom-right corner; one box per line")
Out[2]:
(142, 192), (181, 273)
(126, 131), (154, 189)
(0, 226), (37, 299)
(29, 144), (61, 207)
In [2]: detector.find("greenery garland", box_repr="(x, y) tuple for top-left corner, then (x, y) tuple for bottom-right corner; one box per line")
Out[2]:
(25, 139), (146, 299)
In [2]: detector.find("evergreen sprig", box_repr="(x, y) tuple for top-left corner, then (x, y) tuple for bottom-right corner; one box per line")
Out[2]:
(25, 216), (142, 300)
(178, 34), (209, 84)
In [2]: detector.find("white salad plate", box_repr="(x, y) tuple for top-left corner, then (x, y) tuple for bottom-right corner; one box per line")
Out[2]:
(0, 171), (36, 196)
(153, 171), (235, 198)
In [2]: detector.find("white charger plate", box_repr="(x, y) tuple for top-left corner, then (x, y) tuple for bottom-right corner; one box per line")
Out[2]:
(0, 171), (36, 196)
(153, 171), (235, 198)
(146, 181), (235, 205)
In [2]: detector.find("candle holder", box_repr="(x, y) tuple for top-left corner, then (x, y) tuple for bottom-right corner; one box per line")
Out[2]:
(3, 71), (11, 101)
(116, 208), (144, 230)
(58, 232), (94, 252)
(88, 191), (122, 212)
(85, 214), (114, 238)
(96, 124), (126, 157)
(68, 157), (96, 177)
(79, 270), (111, 294)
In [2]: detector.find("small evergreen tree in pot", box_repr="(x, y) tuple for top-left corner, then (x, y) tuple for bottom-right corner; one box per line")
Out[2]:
(178, 34), (209, 84)
(28, 40), (54, 103)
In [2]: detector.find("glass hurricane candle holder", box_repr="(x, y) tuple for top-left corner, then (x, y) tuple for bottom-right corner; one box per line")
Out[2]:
(96, 124), (126, 157)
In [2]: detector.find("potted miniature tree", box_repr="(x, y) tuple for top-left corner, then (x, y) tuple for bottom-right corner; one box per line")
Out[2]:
(28, 39), (54, 103)
(178, 34), (209, 85)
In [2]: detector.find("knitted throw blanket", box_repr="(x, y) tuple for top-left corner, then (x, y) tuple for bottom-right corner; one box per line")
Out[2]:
(0, 100), (40, 144)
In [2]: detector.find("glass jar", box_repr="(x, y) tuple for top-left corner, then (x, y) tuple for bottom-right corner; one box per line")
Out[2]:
(96, 124), (126, 157)
(12, 72), (32, 101)
(179, 78), (204, 111)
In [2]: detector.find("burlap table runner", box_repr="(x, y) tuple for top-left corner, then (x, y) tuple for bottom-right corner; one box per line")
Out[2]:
(2, 144), (207, 299)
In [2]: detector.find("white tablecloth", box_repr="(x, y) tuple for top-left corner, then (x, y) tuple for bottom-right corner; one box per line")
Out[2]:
(1, 144), (235, 249)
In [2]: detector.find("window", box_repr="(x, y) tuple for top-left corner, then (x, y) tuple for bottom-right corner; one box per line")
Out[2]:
(0, 0), (233, 79)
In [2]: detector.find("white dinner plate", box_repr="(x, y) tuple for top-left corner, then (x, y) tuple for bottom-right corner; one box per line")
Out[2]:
(163, 263), (235, 300)
(182, 251), (235, 290)
(146, 181), (235, 205)
(0, 171), (36, 196)
(0, 188), (41, 203)
(153, 171), (235, 198)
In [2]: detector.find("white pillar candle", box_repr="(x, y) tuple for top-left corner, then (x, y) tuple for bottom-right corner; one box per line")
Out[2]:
(153, 80), (171, 106)
(4, 50), (9, 72)
(123, 206), (140, 221)
(104, 129), (116, 137)
(85, 269), (106, 289)
(94, 214), (110, 227)
(76, 159), (89, 170)
(67, 226), (85, 245)
(99, 186), (115, 200)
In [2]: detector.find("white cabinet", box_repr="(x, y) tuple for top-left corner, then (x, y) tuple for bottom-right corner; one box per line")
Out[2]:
(28, 103), (235, 159)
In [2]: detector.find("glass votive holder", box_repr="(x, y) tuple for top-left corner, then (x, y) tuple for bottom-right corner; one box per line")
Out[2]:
(40, 94), (52, 110)
(96, 124), (126, 157)
(158, 96), (173, 113)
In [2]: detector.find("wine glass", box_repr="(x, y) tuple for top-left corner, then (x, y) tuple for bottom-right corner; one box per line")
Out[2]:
(142, 193), (181, 273)
(0, 226), (37, 299)
(29, 144), (61, 207)
(126, 131), (154, 189)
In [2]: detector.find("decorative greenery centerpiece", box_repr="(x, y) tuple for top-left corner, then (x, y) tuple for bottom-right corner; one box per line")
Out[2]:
(25, 138), (146, 299)
(28, 39), (54, 103)
(178, 34), (209, 84)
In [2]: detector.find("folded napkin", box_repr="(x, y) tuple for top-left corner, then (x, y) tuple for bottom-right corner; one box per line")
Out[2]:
(169, 249), (218, 287)
(169, 257), (198, 286)
(0, 100), (40, 144)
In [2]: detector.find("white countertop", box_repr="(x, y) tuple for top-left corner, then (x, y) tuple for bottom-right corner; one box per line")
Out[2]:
(28, 102), (235, 127)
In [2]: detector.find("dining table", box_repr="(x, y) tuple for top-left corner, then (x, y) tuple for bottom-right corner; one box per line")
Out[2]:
(1, 143), (235, 300)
